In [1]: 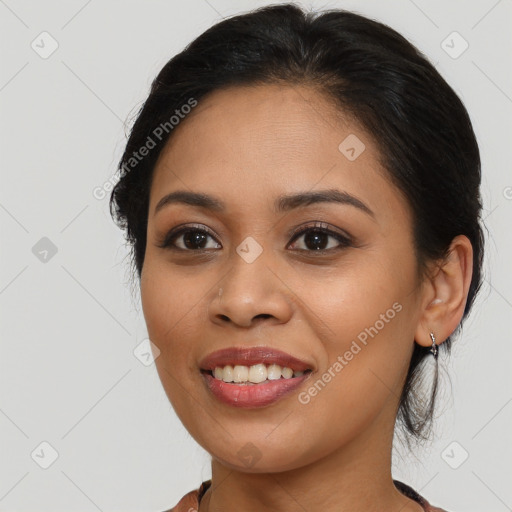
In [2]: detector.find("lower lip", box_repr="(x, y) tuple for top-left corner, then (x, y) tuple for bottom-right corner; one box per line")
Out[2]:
(201, 371), (311, 408)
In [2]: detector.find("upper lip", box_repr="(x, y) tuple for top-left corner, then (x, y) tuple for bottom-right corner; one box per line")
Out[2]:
(199, 346), (313, 372)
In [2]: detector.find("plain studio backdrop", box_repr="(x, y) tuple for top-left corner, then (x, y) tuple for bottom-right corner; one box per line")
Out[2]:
(0, 1), (511, 511)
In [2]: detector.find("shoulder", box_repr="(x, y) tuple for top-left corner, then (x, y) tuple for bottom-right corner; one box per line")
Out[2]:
(394, 479), (451, 512)
(161, 487), (199, 512)
(425, 505), (451, 512)
(162, 480), (211, 512)
(165, 479), (451, 512)
(161, 488), (199, 512)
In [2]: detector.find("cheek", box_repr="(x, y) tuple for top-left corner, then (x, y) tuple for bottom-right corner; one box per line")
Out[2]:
(140, 264), (174, 348)
(140, 261), (207, 424)
(289, 254), (414, 423)
(140, 260), (203, 366)
(292, 251), (406, 345)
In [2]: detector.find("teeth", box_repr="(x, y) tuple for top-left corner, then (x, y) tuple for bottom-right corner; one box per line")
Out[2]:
(221, 365), (233, 383)
(210, 364), (307, 383)
(281, 367), (293, 379)
(248, 363), (267, 383)
(233, 365), (248, 383)
(267, 364), (282, 380)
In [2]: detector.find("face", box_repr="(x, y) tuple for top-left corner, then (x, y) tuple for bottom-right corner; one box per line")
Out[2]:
(140, 84), (426, 473)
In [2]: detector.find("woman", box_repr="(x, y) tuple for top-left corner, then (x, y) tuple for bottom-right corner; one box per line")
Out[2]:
(110, 4), (484, 511)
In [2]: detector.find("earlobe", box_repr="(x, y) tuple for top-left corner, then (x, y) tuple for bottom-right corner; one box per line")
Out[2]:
(414, 235), (473, 349)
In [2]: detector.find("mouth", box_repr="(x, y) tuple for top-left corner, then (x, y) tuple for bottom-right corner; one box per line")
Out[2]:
(199, 346), (314, 408)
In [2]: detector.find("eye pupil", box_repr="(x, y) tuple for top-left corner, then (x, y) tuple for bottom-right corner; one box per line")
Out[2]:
(184, 231), (207, 249)
(305, 231), (328, 250)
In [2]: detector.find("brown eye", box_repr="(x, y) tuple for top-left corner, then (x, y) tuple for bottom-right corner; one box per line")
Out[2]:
(288, 222), (352, 252)
(158, 225), (221, 251)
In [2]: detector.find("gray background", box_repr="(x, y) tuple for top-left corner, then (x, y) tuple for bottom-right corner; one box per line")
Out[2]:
(1, 0), (511, 511)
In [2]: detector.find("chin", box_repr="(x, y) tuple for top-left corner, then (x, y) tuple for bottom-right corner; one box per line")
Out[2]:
(210, 448), (308, 474)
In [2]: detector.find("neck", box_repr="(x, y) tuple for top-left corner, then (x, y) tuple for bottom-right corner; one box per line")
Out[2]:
(199, 410), (423, 512)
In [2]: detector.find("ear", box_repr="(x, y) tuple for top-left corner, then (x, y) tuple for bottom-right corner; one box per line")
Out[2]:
(414, 235), (474, 350)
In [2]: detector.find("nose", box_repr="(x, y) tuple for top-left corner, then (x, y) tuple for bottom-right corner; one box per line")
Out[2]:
(208, 250), (294, 328)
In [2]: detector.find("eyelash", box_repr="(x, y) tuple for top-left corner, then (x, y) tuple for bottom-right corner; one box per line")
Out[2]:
(157, 221), (353, 254)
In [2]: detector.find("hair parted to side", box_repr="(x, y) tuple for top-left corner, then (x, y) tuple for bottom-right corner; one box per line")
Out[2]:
(109, 3), (484, 446)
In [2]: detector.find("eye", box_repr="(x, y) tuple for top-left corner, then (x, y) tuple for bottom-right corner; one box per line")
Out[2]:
(287, 221), (352, 252)
(157, 221), (352, 253)
(157, 224), (221, 251)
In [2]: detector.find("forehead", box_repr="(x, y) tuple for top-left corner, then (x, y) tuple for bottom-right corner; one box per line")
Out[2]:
(155, 83), (354, 172)
(150, 84), (410, 226)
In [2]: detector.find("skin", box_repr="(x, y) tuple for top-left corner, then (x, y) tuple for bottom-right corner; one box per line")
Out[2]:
(139, 83), (473, 512)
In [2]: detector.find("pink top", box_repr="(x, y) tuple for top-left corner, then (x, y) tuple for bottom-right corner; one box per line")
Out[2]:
(164, 479), (449, 511)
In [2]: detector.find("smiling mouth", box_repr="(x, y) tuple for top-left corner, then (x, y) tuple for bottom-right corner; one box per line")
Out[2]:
(201, 363), (313, 385)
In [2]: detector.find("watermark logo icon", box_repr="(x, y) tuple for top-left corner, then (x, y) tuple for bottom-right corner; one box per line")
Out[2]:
(237, 442), (262, 468)
(338, 134), (366, 161)
(236, 236), (263, 263)
(32, 237), (58, 263)
(133, 338), (161, 366)
(441, 441), (469, 469)
(441, 32), (469, 59)
(31, 32), (59, 59)
(31, 441), (59, 469)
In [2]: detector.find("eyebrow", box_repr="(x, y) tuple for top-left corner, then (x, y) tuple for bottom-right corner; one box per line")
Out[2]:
(154, 188), (375, 218)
